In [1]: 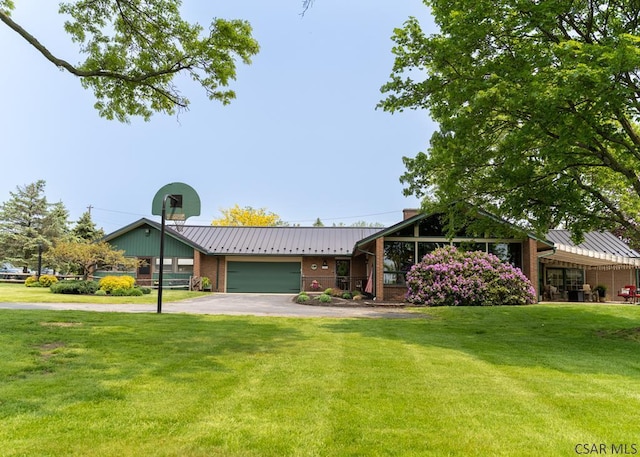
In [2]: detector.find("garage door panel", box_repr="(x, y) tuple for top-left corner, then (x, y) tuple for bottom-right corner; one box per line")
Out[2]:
(227, 262), (300, 293)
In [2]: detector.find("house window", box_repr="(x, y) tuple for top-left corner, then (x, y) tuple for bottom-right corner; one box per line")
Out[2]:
(546, 268), (584, 292)
(453, 241), (487, 253)
(417, 242), (450, 261)
(177, 258), (194, 273)
(155, 258), (173, 273)
(488, 243), (522, 269)
(384, 241), (415, 285)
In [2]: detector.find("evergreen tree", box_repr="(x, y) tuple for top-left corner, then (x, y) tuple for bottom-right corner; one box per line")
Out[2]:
(72, 210), (105, 242)
(0, 180), (69, 270)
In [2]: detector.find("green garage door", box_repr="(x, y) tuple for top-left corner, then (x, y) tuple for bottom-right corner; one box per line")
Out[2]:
(227, 261), (301, 293)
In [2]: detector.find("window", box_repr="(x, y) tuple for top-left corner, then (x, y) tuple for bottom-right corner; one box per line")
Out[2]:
(453, 241), (487, 253)
(417, 242), (450, 260)
(546, 268), (584, 292)
(177, 258), (194, 273)
(155, 258), (173, 273)
(384, 241), (415, 285)
(488, 243), (522, 269)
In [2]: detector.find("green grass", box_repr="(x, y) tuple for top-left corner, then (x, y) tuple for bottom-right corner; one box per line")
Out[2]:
(0, 304), (639, 456)
(0, 282), (206, 304)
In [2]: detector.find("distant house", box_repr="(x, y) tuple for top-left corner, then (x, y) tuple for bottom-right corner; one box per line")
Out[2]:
(100, 209), (640, 302)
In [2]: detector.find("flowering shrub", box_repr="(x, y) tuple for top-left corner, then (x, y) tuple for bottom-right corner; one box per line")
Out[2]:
(405, 246), (536, 306)
(99, 275), (135, 294)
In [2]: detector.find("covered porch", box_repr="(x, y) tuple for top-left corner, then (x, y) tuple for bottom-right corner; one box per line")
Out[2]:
(539, 243), (640, 303)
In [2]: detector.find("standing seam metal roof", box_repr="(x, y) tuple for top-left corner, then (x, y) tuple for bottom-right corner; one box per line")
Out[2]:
(175, 226), (384, 255)
(545, 230), (640, 257)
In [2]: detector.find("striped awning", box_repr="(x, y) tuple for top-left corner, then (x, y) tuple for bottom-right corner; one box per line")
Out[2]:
(540, 244), (640, 270)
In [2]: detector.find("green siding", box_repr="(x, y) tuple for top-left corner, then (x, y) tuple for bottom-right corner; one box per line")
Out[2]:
(227, 262), (300, 293)
(108, 226), (193, 258)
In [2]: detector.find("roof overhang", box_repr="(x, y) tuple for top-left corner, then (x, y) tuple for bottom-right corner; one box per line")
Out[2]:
(540, 244), (640, 270)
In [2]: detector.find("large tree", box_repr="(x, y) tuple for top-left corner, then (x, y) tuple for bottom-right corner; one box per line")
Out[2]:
(211, 205), (285, 226)
(0, 0), (259, 122)
(72, 210), (105, 242)
(48, 240), (138, 279)
(379, 0), (640, 240)
(0, 180), (69, 270)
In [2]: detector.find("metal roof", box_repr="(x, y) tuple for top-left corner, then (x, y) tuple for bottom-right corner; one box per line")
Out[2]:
(175, 225), (383, 256)
(541, 230), (640, 269)
(545, 230), (640, 258)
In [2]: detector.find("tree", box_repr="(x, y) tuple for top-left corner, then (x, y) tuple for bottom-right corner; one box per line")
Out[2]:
(72, 210), (105, 242)
(0, 180), (69, 270)
(379, 0), (640, 241)
(0, 1), (259, 122)
(48, 240), (138, 279)
(211, 205), (285, 226)
(350, 221), (385, 228)
(312, 217), (324, 227)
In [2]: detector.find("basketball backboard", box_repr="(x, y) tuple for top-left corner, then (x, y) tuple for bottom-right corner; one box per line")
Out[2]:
(151, 182), (201, 222)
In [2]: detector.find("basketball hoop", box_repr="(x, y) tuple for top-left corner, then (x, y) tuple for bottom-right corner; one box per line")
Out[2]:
(173, 218), (185, 233)
(152, 183), (201, 314)
(166, 212), (186, 232)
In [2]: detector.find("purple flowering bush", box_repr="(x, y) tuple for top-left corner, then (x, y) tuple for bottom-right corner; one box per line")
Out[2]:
(405, 246), (536, 306)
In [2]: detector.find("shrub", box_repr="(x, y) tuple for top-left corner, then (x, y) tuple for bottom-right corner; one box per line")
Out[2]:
(94, 289), (107, 296)
(25, 276), (41, 287)
(39, 274), (58, 287)
(296, 294), (310, 303)
(99, 275), (136, 294)
(139, 287), (152, 295)
(324, 288), (334, 295)
(318, 293), (332, 303)
(342, 292), (352, 299)
(405, 246), (536, 306)
(110, 288), (129, 296)
(330, 288), (344, 297)
(50, 280), (99, 295)
(128, 288), (144, 297)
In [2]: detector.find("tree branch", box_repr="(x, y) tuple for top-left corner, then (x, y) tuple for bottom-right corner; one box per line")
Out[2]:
(0, 10), (189, 84)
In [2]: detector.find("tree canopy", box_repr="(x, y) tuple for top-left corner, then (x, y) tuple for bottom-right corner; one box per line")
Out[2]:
(211, 205), (285, 226)
(0, 0), (259, 122)
(379, 0), (640, 241)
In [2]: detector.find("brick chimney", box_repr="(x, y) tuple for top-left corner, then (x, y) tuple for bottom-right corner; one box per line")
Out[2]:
(403, 208), (419, 220)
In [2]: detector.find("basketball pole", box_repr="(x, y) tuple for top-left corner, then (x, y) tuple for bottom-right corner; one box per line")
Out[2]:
(157, 194), (177, 314)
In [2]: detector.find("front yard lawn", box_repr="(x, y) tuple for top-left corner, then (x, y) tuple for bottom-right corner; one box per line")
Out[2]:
(0, 282), (205, 304)
(0, 304), (639, 456)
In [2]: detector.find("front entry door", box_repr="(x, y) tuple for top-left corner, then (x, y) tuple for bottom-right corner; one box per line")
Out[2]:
(336, 259), (350, 291)
(137, 257), (152, 286)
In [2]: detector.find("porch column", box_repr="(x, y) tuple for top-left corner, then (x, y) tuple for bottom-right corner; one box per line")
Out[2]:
(375, 237), (385, 301)
(523, 238), (540, 300)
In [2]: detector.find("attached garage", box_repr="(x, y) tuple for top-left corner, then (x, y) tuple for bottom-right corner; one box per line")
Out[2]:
(227, 261), (301, 293)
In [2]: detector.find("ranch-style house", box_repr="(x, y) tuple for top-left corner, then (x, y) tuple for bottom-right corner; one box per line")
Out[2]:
(100, 209), (640, 302)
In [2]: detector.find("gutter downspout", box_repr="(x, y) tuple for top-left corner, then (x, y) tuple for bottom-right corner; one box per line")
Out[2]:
(357, 247), (376, 299)
(216, 256), (220, 292)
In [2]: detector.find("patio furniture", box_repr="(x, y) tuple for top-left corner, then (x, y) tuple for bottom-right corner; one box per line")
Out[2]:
(617, 285), (637, 303)
(580, 284), (598, 302)
(543, 284), (561, 301)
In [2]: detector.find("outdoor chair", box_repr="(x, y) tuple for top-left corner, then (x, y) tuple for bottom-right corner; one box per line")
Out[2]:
(581, 284), (598, 302)
(543, 284), (561, 301)
(617, 285), (637, 303)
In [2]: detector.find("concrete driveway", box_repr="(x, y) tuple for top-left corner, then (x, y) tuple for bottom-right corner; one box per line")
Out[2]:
(0, 293), (420, 318)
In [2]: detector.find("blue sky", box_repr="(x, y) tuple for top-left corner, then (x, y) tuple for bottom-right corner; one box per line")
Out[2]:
(1, 1), (437, 233)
